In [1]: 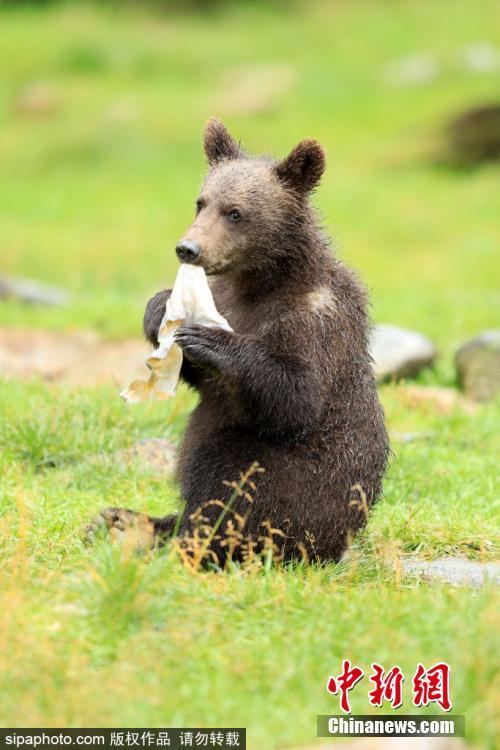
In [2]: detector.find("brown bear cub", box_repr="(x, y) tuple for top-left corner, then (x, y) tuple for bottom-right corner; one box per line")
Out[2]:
(95, 119), (389, 565)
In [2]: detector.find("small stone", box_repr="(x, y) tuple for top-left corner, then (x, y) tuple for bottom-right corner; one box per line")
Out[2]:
(104, 439), (177, 476)
(370, 324), (437, 381)
(0, 275), (70, 306)
(127, 438), (177, 475)
(455, 331), (500, 401)
(401, 557), (500, 588)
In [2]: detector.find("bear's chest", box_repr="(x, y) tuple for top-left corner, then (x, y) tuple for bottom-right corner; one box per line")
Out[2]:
(210, 280), (281, 336)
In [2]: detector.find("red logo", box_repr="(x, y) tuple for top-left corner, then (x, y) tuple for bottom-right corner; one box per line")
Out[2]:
(326, 659), (364, 714)
(412, 662), (452, 711)
(326, 661), (452, 713)
(368, 663), (404, 709)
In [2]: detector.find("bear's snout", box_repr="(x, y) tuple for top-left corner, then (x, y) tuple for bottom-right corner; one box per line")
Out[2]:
(176, 239), (201, 264)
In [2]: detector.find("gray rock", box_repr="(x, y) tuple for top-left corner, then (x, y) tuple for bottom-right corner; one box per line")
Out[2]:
(0, 275), (70, 306)
(401, 557), (500, 587)
(127, 438), (177, 475)
(370, 324), (436, 381)
(104, 439), (177, 477)
(455, 330), (500, 401)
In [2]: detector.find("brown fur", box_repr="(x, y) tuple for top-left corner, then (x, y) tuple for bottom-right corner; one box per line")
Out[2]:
(121, 120), (389, 564)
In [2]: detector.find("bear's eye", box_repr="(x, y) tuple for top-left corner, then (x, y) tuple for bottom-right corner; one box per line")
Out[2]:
(227, 209), (241, 223)
(195, 199), (203, 214)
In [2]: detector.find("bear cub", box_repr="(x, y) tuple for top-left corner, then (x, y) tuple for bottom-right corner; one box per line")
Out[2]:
(93, 119), (389, 565)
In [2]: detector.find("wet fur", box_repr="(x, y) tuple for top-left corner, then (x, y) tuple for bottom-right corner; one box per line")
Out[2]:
(138, 120), (389, 563)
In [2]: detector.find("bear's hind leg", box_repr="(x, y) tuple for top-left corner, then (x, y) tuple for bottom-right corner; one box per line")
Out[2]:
(85, 507), (177, 548)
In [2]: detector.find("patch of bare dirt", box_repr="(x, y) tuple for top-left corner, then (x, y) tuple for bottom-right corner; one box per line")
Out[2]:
(0, 329), (483, 426)
(0, 327), (148, 388)
(15, 81), (60, 117)
(399, 385), (478, 414)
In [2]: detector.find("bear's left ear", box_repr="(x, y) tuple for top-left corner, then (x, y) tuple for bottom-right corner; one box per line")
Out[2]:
(203, 118), (242, 165)
(274, 139), (325, 193)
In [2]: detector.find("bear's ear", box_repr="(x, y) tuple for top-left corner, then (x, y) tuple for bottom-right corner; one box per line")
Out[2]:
(203, 118), (242, 165)
(274, 139), (325, 193)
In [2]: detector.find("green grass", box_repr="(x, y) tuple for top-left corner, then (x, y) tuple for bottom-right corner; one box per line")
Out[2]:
(1, 1), (499, 352)
(1, 1), (499, 747)
(1, 381), (498, 747)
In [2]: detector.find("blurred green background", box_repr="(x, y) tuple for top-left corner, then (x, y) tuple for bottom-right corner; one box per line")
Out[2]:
(1, 2), (499, 747)
(1, 0), (498, 366)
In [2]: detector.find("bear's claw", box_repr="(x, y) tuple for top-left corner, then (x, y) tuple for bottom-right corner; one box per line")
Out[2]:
(84, 507), (155, 547)
(175, 325), (232, 369)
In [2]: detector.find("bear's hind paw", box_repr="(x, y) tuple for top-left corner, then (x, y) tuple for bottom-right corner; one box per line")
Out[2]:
(84, 506), (155, 549)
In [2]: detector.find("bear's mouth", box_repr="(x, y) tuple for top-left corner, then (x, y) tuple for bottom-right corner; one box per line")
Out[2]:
(203, 259), (235, 276)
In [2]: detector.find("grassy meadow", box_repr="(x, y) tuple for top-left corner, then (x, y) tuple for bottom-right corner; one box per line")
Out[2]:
(0, 1), (499, 748)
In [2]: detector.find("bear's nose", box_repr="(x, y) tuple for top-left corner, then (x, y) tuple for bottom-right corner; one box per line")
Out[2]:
(176, 239), (201, 264)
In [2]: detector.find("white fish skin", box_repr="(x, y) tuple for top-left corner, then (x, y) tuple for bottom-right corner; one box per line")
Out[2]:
(120, 264), (232, 403)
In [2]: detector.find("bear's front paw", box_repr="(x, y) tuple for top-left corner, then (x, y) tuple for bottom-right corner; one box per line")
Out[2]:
(175, 325), (233, 369)
(143, 289), (172, 346)
(84, 506), (155, 548)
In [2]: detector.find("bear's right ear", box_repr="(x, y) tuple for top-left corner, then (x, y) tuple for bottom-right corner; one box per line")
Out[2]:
(274, 139), (325, 194)
(203, 118), (242, 165)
